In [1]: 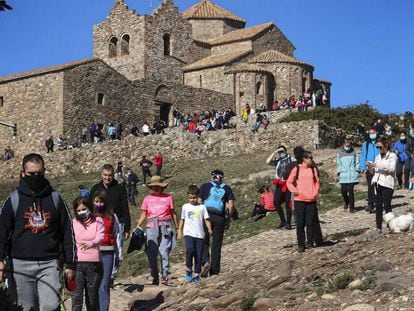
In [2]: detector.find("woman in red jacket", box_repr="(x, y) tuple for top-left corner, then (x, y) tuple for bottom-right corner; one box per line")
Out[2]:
(287, 151), (320, 253)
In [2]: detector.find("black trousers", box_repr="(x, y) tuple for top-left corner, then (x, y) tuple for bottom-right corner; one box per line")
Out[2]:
(202, 213), (225, 275)
(71, 262), (103, 311)
(142, 169), (152, 184)
(273, 185), (292, 225)
(295, 201), (318, 248)
(375, 184), (393, 230)
(366, 172), (375, 208)
(396, 160), (410, 188)
(340, 183), (357, 209)
(251, 204), (267, 218)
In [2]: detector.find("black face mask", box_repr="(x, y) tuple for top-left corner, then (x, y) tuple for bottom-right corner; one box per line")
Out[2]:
(23, 175), (49, 194)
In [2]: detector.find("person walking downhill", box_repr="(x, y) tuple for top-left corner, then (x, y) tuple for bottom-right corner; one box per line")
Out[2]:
(92, 191), (123, 311)
(199, 170), (235, 277)
(366, 137), (397, 235)
(360, 128), (380, 213)
(136, 176), (178, 285)
(266, 146), (293, 229)
(71, 196), (105, 311)
(393, 131), (410, 189)
(0, 153), (76, 310)
(287, 151), (321, 253)
(177, 185), (213, 284)
(140, 156), (153, 184)
(153, 152), (164, 177)
(336, 140), (360, 213)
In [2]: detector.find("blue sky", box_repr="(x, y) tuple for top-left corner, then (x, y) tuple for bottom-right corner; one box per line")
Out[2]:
(0, 0), (412, 114)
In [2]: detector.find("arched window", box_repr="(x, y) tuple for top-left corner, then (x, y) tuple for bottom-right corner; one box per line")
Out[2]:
(256, 81), (262, 95)
(163, 33), (171, 56)
(121, 34), (130, 55)
(108, 36), (118, 58)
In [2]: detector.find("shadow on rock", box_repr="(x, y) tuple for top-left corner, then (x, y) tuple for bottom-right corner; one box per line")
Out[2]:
(130, 292), (164, 311)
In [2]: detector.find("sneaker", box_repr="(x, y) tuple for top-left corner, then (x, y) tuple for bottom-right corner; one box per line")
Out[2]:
(365, 206), (374, 213)
(277, 222), (287, 229)
(161, 278), (168, 285)
(151, 278), (159, 286)
(298, 246), (305, 253)
(285, 224), (292, 230)
(200, 263), (210, 278)
(193, 275), (201, 284)
(185, 271), (192, 283)
(343, 203), (348, 210)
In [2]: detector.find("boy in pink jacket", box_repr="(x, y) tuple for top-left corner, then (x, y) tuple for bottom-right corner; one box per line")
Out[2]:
(287, 151), (320, 253)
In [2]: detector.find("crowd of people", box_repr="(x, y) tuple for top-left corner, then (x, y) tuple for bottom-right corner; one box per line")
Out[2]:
(1, 117), (414, 310)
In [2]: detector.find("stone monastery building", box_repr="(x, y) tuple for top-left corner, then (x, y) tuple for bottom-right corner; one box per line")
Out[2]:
(0, 0), (330, 148)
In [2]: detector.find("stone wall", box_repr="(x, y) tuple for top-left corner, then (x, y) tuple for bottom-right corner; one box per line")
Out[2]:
(211, 42), (252, 55)
(62, 61), (150, 143)
(188, 19), (226, 42)
(0, 117), (323, 182)
(184, 66), (234, 94)
(0, 72), (65, 148)
(252, 26), (295, 57)
(93, 1), (146, 81)
(144, 2), (195, 83)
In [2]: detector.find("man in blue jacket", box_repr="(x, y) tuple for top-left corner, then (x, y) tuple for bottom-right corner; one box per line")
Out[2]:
(0, 153), (76, 310)
(360, 128), (380, 213)
(393, 131), (410, 189)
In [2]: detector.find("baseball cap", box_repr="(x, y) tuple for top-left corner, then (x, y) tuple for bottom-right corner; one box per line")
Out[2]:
(211, 169), (224, 180)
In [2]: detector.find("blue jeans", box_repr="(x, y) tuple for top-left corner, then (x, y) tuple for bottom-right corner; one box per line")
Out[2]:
(184, 236), (204, 274)
(99, 251), (114, 311)
(146, 226), (173, 280)
(10, 258), (61, 311)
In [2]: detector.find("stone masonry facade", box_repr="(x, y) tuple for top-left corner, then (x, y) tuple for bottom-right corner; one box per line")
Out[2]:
(0, 0), (331, 152)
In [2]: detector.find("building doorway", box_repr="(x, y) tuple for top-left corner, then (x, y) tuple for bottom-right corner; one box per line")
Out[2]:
(159, 102), (171, 126)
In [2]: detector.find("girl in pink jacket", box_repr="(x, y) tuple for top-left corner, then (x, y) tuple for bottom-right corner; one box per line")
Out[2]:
(287, 151), (321, 253)
(72, 196), (105, 311)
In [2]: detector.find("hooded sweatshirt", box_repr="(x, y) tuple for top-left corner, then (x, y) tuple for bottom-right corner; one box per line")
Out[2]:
(0, 178), (76, 269)
(89, 179), (131, 233)
(286, 163), (320, 202)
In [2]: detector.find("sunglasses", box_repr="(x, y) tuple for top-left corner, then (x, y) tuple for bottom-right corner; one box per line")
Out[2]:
(376, 145), (384, 149)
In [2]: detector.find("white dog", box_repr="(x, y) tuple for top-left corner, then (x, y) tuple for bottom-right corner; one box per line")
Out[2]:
(384, 212), (414, 233)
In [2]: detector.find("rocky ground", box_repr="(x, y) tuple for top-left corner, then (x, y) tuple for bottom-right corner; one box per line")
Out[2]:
(64, 185), (413, 311)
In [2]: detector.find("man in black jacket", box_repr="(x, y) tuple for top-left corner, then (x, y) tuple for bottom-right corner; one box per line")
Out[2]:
(89, 164), (131, 240)
(0, 153), (76, 310)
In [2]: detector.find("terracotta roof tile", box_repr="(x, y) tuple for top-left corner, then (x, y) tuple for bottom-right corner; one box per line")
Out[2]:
(0, 58), (98, 83)
(249, 50), (313, 68)
(183, 49), (253, 71)
(224, 63), (273, 75)
(207, 22), (273, 46)
(182, 0), (245, 23)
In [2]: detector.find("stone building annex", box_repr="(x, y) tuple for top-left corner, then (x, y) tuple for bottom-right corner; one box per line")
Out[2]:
(0, 0), (331, 148)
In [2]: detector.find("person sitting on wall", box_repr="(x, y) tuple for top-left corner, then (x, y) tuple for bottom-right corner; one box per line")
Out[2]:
(3, 146), (14, 160)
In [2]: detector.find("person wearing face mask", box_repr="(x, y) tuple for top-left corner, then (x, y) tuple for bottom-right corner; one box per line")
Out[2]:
(266, 146), (293, 229)
(0, 153), (76, 310)
(287, 151), (321, 252)
(393, 131), (410, 189)
(92, 191), (122, 311)
(366, 137), (397, 235)
(360, 128), (380, 213)
(72, 196), (104, 311)
(336, 140), (360, 213)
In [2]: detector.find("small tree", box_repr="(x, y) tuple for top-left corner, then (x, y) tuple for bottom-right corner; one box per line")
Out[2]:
(0, 1), (12, 11)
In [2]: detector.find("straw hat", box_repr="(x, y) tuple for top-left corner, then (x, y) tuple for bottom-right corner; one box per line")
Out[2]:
(146, 175), (168, 188)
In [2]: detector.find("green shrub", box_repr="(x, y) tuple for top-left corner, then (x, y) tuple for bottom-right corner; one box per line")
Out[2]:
(326, 272), (355, 292)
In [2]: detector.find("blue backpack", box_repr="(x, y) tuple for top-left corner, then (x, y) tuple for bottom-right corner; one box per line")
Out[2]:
(204, 182), (226, 214)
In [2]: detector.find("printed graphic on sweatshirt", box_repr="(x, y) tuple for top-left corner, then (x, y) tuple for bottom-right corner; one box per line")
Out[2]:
(24, 206), (50, 233)
(187, 209), (202, 220)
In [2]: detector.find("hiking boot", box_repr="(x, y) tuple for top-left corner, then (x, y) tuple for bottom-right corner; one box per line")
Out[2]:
(200, 263), (210, 278)
(343, 203), (348, 210)
(185, 271), (192, 283)
(349, 208), (355, 213)
(151, 278), (159, 286)
(298, 246), (305, 253)
(193, 275), (201, 284)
